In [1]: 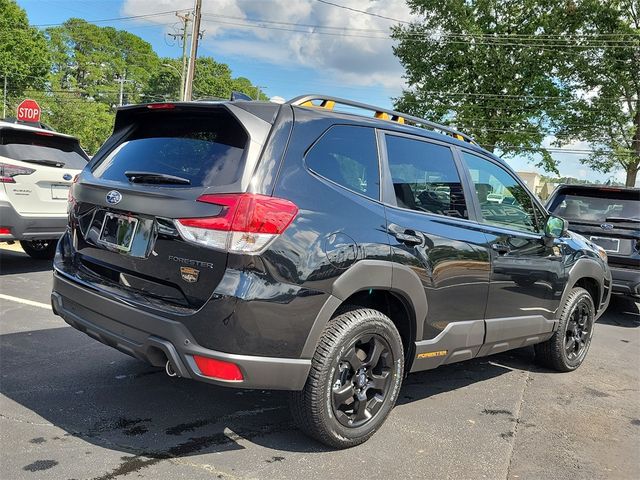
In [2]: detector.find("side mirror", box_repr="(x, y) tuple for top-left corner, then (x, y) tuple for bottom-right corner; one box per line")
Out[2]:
(545, 215), (568, 238)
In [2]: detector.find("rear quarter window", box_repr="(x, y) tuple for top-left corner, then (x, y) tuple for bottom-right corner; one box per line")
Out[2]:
(92, 110), (248, 187)
(304, 125), (380, 200)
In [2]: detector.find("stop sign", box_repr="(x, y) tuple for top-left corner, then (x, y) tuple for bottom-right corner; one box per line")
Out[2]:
(16, 99), (41, 122)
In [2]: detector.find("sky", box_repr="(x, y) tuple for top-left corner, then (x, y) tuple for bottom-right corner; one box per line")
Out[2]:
(15, 0), (631, 184)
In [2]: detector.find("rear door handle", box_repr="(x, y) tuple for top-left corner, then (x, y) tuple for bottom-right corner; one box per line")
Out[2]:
(388, 224), (423, 246)
(491, 243), (510, 255)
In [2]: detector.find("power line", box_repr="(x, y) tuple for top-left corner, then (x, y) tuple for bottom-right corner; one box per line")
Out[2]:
(30, 9), (191, 28)
(313, 0), (640, 43)
(313, 0), (410, 25)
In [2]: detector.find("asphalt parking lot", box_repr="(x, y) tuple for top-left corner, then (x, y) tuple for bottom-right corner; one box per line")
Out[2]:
(1, 244), (639, 480)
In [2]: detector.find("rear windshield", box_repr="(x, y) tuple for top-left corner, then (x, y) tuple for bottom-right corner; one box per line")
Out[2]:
(548, 188), (640, 223)
(92, 111), (248, 187)
(0, 129), (89, 169)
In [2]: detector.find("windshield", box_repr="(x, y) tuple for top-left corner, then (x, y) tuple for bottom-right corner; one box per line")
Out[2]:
(92, 111), (247, 188)
(0, 129), (89, 169)
(548, 189), (640, 223)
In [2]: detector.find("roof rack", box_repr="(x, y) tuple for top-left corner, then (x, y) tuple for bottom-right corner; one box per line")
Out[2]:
(288, 94), (477, 145)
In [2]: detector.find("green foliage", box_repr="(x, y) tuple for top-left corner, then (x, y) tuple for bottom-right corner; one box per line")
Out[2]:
(392, 0), (566, 172)
(23, 89), (114, 155)
(0, 0), (50, 96)
(3, 4), (267, 155)
(549, 0), (639, 187)
(144, 57), (269, 101)
(393, 0), (640, 186)
(46, 18), (160, 106)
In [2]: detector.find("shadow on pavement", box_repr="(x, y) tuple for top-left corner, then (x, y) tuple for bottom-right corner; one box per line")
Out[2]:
(598, 295), (640, 328)
(0, 248), (53, 275)
(0, 325), (524, 471)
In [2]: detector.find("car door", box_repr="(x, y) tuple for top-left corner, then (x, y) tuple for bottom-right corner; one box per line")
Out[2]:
(379, 131), (490, 370)
(458, 150), (563, 356)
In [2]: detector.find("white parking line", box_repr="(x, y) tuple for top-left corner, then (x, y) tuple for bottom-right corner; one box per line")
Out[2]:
(0, 294), (51, 310)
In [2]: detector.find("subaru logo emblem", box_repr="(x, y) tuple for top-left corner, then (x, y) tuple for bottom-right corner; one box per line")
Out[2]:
(63, 173), (72, 181)
(106, 190), (122, 205)
(600, 223), (614, 231)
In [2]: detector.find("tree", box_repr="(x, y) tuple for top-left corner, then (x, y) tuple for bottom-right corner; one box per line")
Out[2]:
(144, 57), (269, 102)
(392, 0), (567, 172)
(25, 89), (114, 155)
(0, 0), (50, 108)
(143, 58), (182, 102)
(46, 19), (160, 107)
(551, 1), (639, 187)
(393, 0), (640, 186)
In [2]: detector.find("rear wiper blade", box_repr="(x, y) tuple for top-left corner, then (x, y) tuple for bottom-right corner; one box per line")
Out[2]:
(124, 171), (191, 185)
(605, 216), (640, 223)
(19, 159), (65, 168)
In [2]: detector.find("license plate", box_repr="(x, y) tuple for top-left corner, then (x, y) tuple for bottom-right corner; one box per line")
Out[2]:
(99, 212), (139, 252)
(590, 236), (620, 253)
(51, 184), (69, 200)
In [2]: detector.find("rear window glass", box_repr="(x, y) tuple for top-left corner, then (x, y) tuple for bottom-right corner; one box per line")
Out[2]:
(92, 111), (247, 187)
(548, 188), (640, 223)
(0, 129), (88, 169)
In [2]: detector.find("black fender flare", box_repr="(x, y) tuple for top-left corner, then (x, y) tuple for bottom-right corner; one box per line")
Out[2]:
(557, 257), (609, 320)
(300, 260), (427, 358)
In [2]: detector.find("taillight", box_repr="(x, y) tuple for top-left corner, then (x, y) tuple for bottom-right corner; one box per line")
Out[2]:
(0, 227), (11, 235)
(193, 355), (243, 381)
(0, 162), (35, 183)
(175, 193), (298, 253)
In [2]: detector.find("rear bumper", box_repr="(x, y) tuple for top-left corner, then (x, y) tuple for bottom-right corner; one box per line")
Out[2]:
(51, 271), (311, 390)
(610, 266), (640, 297)
(0, 201), (68, 241)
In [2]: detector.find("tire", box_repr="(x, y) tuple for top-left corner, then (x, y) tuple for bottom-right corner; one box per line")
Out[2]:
(290, 307), (404, 449)
(20, 239), (58, 260)
(534, 287), (595, 372)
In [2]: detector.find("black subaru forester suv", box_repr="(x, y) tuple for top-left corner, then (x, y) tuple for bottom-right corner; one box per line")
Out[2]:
(52, 95), (611, 448)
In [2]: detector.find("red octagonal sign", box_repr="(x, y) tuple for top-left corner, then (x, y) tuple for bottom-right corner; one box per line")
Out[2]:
(17, 99), (41, 122)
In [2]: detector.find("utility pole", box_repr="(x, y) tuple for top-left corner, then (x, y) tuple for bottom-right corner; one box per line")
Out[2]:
(2, 75), (7, 119)
(167, 11), (191, 101)
(183, 0), (202, 101)
(254, 85), (267, 100)
(118, 74), (126, 106)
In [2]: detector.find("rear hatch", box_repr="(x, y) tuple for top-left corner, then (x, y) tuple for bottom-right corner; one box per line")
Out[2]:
(0, 127), (88, 214)
(68, 103), (275, 311)
(547, 185), (640, 267)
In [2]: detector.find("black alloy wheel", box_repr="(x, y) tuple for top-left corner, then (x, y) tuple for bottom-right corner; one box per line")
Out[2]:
(331, 334), (394, 428)
(535, 287), (595, 372)
(564, 298), (593, 362)
(290, 307), (404, 448)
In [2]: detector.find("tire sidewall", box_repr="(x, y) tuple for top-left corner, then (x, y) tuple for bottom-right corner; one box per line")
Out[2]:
(560, 291), (595, 370)
(320, 313), (404, 442)
(20, 240), (57, 260)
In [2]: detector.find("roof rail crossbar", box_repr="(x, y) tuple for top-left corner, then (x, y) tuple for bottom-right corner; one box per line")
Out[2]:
(288, 94), (476, 144)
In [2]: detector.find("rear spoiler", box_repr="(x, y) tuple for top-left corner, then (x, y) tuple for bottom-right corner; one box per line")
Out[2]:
(113, 101), (281, 132)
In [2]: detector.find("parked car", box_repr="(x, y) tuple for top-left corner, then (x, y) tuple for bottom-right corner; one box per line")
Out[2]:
(547, 184), (639, 298)
(0, 121), (89, 259)
(486, 192), (504, 204)
(51, 96), (611, 448)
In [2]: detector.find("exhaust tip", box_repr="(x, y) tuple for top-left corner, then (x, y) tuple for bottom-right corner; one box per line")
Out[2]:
(165, 360), (178, 377)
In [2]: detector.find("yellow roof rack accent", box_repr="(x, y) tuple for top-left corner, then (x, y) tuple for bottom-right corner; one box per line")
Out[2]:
(375, 111), (405, 124)
(300, 99), (335, 110)
(290, 94), (476, 145)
